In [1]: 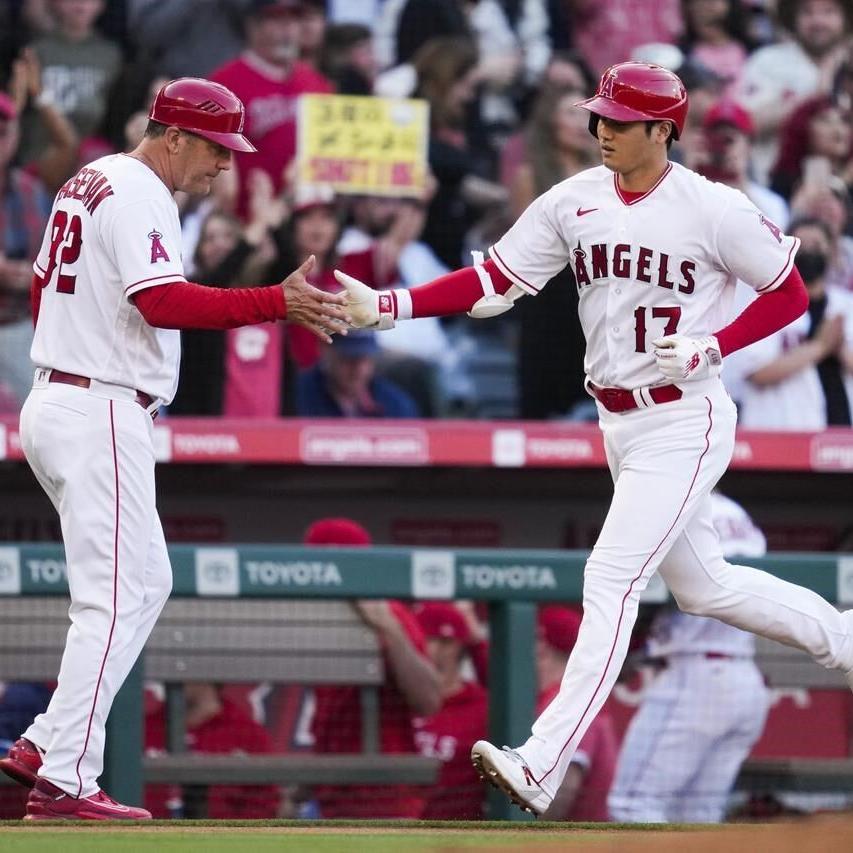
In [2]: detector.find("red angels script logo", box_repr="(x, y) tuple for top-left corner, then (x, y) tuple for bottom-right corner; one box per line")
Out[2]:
(148, 229), (170, 263)
(759, 215), (783, 244)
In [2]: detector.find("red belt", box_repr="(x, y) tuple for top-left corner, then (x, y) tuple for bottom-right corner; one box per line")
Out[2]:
(48, 369), (158, 417)
(588, 382), (682, 413)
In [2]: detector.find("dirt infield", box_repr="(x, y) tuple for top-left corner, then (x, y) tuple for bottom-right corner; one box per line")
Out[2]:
(1, 815), (852, 852)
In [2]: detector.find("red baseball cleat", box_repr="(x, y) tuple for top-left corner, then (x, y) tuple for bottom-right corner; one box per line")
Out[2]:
(25, 779), (152, 821)
(0, 738), (43, 789)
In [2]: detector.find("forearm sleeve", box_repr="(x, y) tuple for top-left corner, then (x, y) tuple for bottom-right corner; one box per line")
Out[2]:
(713, 267), (808, 357)
(408, 259), (514, 318)
(132, 280), (286, 330)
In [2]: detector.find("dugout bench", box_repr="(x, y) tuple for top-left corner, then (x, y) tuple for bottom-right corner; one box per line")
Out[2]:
(0, 597), (439, 814)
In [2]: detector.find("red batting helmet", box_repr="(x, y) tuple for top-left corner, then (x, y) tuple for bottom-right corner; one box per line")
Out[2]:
(148, 78), (256, 153)
(576, 61), (689, 140)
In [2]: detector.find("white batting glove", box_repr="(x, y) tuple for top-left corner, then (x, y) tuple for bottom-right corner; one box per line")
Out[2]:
(333, 270), (396, 330)
(652, 334), (723, 382)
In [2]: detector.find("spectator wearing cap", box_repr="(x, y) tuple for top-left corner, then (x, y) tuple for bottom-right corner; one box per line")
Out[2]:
(307, 518), (441, 819)
(0, 91), (52, 414)
(412, 602), (488, 820)
(211, 0), (333, 219)
(536, 605), (617, 822)
(700, 99), (790, 226)
(737, 0), (852, 184)
(295, 329), (420, 418)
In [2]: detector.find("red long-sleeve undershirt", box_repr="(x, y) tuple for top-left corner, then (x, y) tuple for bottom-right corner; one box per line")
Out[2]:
(132, 280), (286, 328)
(409, 259), (514, 317)
(31, 275), (287, 329)
(406, 261), (808, 358)
(712, 267), (808, 356)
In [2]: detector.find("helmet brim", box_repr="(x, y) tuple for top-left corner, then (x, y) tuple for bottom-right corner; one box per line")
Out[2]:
(574, 95), (657, 125)
(193, 128), (257, 153)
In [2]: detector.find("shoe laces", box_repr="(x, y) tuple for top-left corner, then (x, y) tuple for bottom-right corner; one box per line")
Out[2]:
(92, 790), (118, 805)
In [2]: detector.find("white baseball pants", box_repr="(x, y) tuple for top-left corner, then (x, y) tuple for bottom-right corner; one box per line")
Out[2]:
(517, 379), (853, 799)
(607, 656), (770, 822)
(19, 376), (172, 798)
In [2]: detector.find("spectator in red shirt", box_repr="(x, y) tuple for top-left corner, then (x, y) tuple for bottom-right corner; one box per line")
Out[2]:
(412, 602), (488, 820)
(145, 682), (280, 819)
(306, 518), (441, 819)
(536, 605), (618, 822)
(211, 0), (333, 219)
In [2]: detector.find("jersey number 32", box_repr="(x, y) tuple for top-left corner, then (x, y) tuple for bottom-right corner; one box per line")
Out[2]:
(42, 210), (83, 294)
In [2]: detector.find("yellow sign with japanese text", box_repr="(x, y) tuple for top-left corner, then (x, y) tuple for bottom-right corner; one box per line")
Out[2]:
(297, 94), (429, 197)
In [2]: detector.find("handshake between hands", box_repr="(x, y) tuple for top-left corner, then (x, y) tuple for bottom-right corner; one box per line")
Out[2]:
(281, 257), (393, 343)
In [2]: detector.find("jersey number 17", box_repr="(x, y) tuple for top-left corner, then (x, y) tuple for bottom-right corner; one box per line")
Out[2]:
(634, 305), (681, 352)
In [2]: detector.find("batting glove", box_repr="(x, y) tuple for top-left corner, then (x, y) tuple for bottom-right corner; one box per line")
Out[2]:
(333, 270), (396, 330)
(652, 334), (723, 382)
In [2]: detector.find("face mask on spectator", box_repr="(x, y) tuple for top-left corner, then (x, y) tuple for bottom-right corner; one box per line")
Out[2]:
(796, 250), (828, 283)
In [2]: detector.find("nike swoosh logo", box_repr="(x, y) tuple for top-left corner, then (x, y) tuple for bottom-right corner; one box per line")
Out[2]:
(92, 799), (131, 812)
(577, 207), (598, 217)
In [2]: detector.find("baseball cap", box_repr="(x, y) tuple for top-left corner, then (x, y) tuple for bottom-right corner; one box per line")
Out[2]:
(703, 99), (755, 137)
(248, 0), (304, 17)
(415, 603), (472, 644)
(537, 605), (582, 655)
(329, 329), (379, 358)
(0, 93), (18, 121)
(303, 517), (372, 545)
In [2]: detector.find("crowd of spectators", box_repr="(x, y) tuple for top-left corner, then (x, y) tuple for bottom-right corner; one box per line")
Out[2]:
(1, 0), (852, 428)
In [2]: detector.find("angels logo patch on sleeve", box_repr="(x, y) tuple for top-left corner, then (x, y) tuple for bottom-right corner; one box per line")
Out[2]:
(759, 214), (783, 244)
(148, 229), (171, 263)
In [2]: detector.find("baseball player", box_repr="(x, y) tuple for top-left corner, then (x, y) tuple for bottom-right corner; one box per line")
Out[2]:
(334, 61), (853, 816)
(608, 491), (771, 823)
(0, 78), (349, 821)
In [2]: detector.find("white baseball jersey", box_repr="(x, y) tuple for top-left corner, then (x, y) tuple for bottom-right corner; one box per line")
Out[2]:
(646, 492), (768, 659)
(32, 154), (186, 404)
(490, 162), (800, 390)
(737, 286), (853, 430)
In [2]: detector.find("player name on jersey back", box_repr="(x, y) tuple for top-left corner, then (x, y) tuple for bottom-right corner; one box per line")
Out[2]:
(55, 166), (115, 214)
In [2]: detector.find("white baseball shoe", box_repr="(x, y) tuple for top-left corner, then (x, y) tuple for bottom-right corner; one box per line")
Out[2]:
(471, 740), (553, 816)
